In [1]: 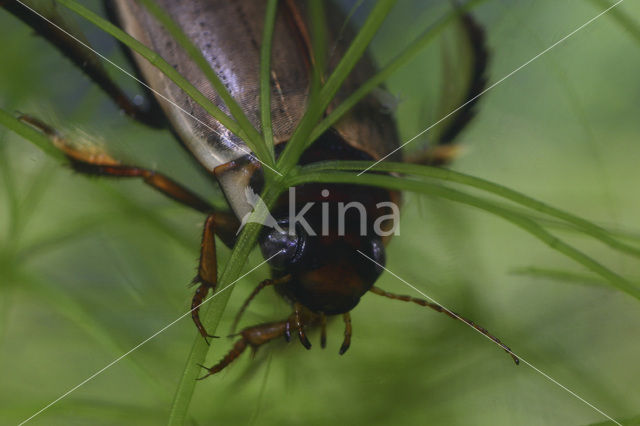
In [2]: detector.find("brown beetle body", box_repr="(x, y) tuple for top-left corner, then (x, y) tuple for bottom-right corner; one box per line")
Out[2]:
(3, 0), (519, 378)
(109, 0), (402, 349)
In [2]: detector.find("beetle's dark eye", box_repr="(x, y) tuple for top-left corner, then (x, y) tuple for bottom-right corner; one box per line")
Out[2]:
(259, 221), (307, 270)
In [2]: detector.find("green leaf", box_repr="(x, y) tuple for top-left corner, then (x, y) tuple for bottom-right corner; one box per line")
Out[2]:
(287, 167), (640, 301)
(259, 0), (280, 159)
(590, 0), (640, 44)
(301, 160), (640, 259)
(0, 108), (66, 162)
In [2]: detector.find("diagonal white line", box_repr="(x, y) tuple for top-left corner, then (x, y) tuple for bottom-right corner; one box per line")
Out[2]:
(14, 0), (283, 177)
(357, 250), (622, 426)
(358, 0), (626, 176)
(18, 253), (278, 426)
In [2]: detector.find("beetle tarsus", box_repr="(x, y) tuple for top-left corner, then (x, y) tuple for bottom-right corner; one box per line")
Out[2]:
(190, 215), (223, 341)
(198, 338), (248, 380)
(294, 303), (312, 350)
(339, 312), (352, 355)
(320, 313), (327, 349)
(199, 318), (292, 378)
(191, 281), (215, 341)
(196, 364), (213, 381)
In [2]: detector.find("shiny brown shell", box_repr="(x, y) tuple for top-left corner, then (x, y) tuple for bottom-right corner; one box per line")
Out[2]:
(110, 0), (399, 169)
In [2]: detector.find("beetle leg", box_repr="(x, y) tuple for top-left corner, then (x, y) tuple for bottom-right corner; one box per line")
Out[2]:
(73, 163), (215, 214)
(339, 312), (352, 355)
(284, 320), (292, 342)
(198, 318), (291, 379)
(198, 310), (324, 379)
(18, 115), (241, 241)
(197, 339), (248, 380)
(230, 275), (292, 334)
(191, 214), (221, 342)
(369, 286), (519, 365)
(2, 1), (164, 128)
(293, 302), (312, 350)
(20, 113), (240, 341)
(405, 12), (489, 166)
(320, 313), (327, 349)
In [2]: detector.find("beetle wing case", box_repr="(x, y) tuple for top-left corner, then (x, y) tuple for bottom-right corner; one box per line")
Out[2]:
(111, 0), (401, 217)
(111, 0), (309, 171)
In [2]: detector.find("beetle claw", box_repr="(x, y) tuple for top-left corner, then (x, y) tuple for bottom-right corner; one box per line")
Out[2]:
(298, 333), (312, 350)
(196, 364), (213, 380)
(202, 333), (220, 345)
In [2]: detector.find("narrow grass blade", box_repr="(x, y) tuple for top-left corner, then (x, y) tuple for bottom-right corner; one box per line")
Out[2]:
(286, 169), (640, 301)
(309, 0), (487, 143)
(511, 266), (616, 288)
(167, 184), (283, 426)
(136, 0), (273, 164)
(259, 0), (279, 159)
(276, 0), (398, 172)
(590, 0), (640, 44)
(308, 0), (329, 81)
(587, 413), (640, 426)
(301, 160), (640, 259)
(0, 108), (66, 162)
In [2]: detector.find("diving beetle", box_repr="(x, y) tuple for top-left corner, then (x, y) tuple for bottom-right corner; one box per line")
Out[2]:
(2, 0), (518, 377)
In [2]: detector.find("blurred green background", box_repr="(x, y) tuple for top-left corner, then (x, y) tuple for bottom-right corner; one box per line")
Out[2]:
(1, 0), (639, 425)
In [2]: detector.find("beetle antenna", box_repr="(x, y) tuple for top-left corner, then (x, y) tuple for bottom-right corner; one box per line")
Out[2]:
(369, 286), (519, 365)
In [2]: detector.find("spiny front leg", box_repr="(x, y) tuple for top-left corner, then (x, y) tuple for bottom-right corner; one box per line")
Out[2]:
(18, 114), (214, 214)
(370, 286), (519, 365)
(19, 114), (242, 341)
(191, 215), (219, 342)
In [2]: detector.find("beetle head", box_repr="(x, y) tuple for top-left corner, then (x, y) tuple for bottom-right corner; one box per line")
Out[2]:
(259, 210), (386, 314)
(259, 219), (308, 270)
